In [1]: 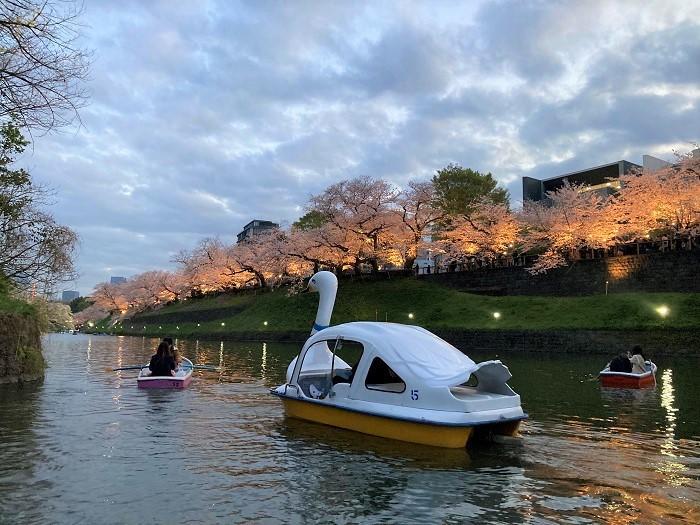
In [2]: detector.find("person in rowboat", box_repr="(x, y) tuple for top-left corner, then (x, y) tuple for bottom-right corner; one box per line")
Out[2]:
(149, 341), (176, 377)
(609, 352), (632, 373)
(629, 346), (647, 374)
(163, 337), (181, 367)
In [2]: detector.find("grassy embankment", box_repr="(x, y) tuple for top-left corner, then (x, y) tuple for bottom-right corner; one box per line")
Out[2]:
(0, 277), (45, 382)
(89, 277), (700, 339)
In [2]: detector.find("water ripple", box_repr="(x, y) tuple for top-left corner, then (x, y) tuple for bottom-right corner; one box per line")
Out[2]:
(0, 334), (698, 524)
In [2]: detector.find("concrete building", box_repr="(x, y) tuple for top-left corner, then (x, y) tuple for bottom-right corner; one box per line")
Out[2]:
(236, 219), (279, 243)
(110, 276), (127, 285)
(522, 154), (677, 204)
(61, 290), (80, 303)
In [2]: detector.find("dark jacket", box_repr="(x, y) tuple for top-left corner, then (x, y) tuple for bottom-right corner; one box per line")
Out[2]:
(149, 354), (176, 376)
(609, 354), (632, 373)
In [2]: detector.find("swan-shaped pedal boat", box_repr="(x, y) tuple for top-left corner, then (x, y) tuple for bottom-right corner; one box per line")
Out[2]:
(598, 361), (657, 389)
(271, 271), (527, 448)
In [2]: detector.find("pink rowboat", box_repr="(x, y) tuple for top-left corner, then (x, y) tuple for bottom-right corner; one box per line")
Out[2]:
(137, 358), (193, 389)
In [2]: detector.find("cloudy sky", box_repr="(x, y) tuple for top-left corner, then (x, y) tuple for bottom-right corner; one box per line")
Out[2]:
(19, 0), (700, 294)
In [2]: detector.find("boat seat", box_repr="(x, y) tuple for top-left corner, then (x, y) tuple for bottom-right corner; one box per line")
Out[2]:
(366, 382), (404, 393)
(332, 368), (353, 385)
(298, 374), (332, 399)
(450, 386), (507, 400)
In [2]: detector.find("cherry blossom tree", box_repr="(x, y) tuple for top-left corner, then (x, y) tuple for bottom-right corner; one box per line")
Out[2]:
(155, 270), (188, 302)
(519, 183), (617, 273)
(227, 229), (288, 288)
(173, 238), (241, 294)
(393, 180), (445, 269)
(280, 227), (338, 274)
(439, 201), (519, 265)
(309, 176), (399, 272)
(91, 282), (128, 314)
(73, 303), (109, 326)
(611, 153), (700, 240)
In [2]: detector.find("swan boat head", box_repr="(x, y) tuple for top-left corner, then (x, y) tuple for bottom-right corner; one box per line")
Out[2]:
(286, 271), (343, 381)
(307, 271), (337, 334)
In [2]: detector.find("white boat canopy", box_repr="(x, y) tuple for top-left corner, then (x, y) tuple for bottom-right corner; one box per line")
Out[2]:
(303, 322), (477, 387)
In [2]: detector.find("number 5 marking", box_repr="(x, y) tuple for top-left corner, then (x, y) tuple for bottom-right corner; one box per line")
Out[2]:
(411, 389), (419, 400)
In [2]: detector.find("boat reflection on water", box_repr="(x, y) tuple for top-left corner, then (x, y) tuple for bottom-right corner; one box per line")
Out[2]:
(276, 418), (542, 523)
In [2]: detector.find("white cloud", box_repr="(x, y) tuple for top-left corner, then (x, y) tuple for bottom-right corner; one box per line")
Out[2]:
(14, 0), (698, 294)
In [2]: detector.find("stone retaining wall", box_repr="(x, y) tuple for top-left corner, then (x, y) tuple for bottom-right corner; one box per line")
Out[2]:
(420, 250), (700, 296)
(0, 312), (44, 384)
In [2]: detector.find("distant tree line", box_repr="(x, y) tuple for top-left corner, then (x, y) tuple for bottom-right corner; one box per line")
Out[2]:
(79, 152), (700, 324)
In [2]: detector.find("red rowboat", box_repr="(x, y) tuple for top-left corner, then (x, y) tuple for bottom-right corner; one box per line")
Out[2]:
(598, 361), (657, 389)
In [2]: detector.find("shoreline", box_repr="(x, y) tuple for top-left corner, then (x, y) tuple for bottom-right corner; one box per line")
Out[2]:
(91, 327), (700, 357)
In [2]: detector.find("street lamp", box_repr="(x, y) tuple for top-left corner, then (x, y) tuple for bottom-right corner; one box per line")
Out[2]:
(408, 313), (414, 319)
(493, 312), (501, 319)
(655, 305), (670, 318)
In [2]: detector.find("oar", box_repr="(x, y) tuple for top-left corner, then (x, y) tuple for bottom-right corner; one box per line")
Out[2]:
(111, 364), (221, 372)
(192, 365), (221, 371)
(112, 365), (148, 371)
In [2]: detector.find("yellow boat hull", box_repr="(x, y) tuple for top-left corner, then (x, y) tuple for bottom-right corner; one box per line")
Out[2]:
(281, 397), (520, 448)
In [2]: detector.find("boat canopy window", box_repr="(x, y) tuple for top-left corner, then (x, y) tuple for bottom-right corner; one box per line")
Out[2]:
(365, 357), (406, 393)
(297, 339), (363, 398)
(331, 340), (364, 386)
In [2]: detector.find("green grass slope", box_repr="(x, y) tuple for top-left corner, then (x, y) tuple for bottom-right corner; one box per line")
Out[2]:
(92, 277), (700, 338)
(0, 277), (34, 316)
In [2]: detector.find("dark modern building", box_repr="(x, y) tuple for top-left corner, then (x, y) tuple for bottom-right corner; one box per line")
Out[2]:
(61, 290), (80, 303)
(110, 276), (127, 285)
(522, 159), (643, 203)
(236, 219), (279, 243)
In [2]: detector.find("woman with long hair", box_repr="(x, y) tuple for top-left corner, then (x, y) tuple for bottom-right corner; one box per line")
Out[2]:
(149, 341), (176, 376)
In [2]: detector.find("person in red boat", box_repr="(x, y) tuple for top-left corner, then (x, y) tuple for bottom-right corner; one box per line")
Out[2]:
(609, 352), (632, 373)
(629, 346), (647, 374)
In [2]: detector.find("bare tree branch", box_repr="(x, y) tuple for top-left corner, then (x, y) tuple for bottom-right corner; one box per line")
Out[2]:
(0, 0), (90, 132)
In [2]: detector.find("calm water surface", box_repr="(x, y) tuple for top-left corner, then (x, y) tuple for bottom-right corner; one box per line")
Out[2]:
(1, 334), (699, 524)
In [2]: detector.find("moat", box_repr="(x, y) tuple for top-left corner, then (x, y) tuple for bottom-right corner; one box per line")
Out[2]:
(1, 334), (698, 523)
